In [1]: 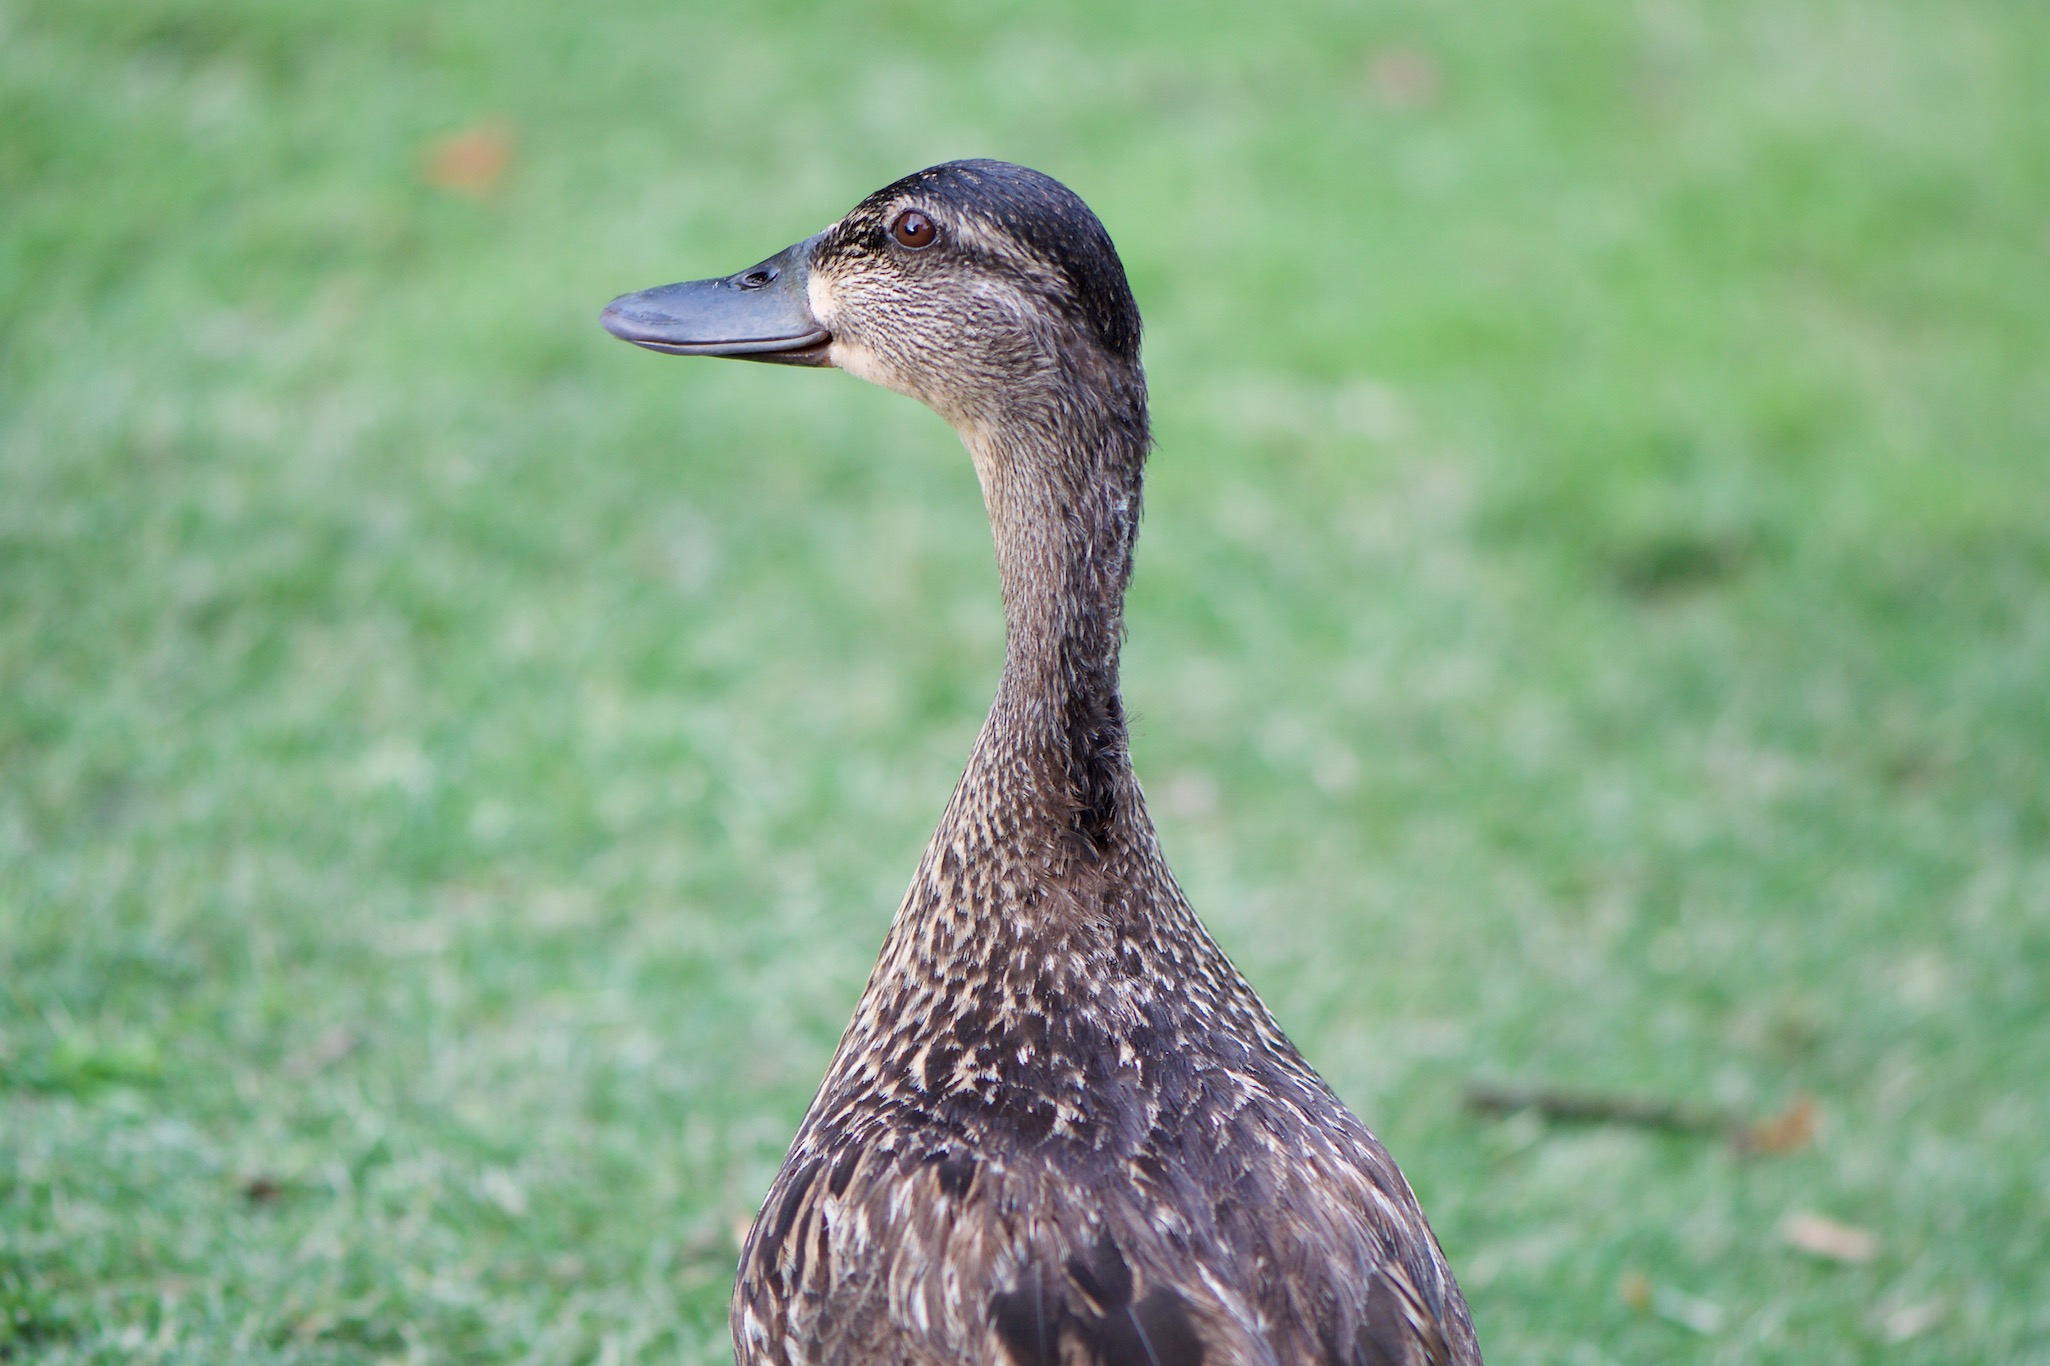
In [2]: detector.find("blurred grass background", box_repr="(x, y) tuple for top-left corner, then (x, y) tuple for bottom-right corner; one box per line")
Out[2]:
(4, 0), (2049, 1361)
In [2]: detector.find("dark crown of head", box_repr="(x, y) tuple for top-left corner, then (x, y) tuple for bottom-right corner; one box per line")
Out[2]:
(849, 160), (1143, 366)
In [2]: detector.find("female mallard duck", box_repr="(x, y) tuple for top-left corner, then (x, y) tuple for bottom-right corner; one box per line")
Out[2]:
(603, 160), (1481, 1366)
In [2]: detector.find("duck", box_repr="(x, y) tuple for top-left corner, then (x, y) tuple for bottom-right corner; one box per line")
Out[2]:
(602, 160), (1481, 1366)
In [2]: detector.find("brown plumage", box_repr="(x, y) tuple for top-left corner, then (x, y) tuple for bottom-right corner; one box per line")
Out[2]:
(602, 160), (1481, 1366)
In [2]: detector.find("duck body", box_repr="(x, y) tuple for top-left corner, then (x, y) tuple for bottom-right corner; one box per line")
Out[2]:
(603, 161), (1480, 1366)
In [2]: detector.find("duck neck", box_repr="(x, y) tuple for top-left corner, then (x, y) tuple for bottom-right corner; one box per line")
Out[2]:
(963, 378), (1149, 852)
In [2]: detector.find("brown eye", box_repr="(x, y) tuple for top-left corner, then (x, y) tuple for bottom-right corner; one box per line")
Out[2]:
(889, 209), (937, 249)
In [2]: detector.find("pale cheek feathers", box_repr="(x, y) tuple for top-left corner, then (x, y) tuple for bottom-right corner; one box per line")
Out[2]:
(812, 267), (1043, 407)
(812, 270), (913, 397)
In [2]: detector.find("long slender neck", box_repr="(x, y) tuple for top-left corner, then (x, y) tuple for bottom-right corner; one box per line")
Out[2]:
(963, 372), (1149, 851)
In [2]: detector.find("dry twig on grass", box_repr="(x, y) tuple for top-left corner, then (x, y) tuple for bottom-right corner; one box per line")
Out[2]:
(1465, 1080), (1819, 1154)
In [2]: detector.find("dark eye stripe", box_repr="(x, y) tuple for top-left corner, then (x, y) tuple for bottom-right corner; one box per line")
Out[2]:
(889, 209), (938, 249)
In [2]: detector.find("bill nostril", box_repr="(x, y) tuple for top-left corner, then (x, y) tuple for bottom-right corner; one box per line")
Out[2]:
(738, 268), (776, 289)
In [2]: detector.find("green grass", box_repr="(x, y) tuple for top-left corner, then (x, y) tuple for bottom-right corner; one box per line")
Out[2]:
(5, 0), (2049, 1361)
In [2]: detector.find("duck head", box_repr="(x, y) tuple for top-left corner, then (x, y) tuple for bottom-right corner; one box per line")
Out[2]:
(601, 160), (1143, 435)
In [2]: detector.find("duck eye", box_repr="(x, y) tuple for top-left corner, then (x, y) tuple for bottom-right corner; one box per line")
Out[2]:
(889, 209), (938, 249)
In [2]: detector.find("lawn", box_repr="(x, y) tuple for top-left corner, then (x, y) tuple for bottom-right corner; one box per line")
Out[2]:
(3, 0), (2048, 1361)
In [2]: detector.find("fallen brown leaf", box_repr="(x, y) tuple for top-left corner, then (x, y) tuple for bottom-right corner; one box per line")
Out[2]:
(422, 119), (514, 198)
(1366, 46), (1442, 111)
(1736, 1094), (1819, 1154)
(1780, 1210), (1878, 1263)
(1618, 1270), (1652, 1310)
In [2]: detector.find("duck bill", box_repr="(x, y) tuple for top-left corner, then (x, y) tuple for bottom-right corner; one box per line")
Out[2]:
(600, 233), (832, 367)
